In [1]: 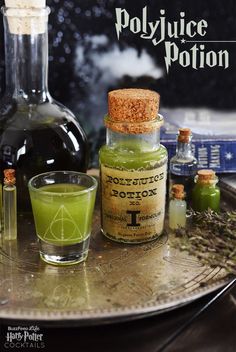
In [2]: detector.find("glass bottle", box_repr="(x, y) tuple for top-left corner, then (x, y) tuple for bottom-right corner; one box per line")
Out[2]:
(3, 169), (17, 240)
(0, 4), (89, 211)
(99, 89), (168, 244)
(169, 184), (186, 230)
(192, 169), (220, 212)
(169, 128), (197, 203)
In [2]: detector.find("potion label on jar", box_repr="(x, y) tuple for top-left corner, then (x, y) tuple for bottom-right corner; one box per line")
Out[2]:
(101, 164), (167, 243)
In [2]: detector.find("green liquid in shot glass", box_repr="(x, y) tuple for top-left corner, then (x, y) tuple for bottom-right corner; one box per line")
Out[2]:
(30, 184), (96, 246)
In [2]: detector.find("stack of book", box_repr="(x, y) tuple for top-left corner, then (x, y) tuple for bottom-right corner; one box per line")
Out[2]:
(161, 108), (236, 173)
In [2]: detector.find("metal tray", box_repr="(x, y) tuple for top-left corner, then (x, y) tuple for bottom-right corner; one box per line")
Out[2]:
(0, 182), (235, 326)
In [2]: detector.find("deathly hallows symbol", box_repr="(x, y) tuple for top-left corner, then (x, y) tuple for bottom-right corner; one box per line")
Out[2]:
(43, 205), (82, 242)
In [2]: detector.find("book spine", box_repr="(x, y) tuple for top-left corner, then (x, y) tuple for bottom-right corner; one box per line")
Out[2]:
(162, 140), (236, 173)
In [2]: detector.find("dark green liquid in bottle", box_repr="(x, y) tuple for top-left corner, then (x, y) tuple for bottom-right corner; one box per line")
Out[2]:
(0, 105), (88, 210)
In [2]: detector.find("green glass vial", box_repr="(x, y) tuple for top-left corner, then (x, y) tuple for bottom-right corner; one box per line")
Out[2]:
(99, 89), (168, 244)
(192, 169), (220, 212)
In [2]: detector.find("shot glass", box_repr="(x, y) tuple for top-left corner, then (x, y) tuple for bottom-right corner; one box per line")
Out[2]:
(28, 171), (97, 265)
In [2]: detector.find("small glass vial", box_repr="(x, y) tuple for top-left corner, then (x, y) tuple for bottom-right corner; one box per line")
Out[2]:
(169, 128), (197, 203)
(0, 182), (2, 233)
(192, 169), (220, 212)
(99, 88), (168, 244)
(169, 184), (186, 230)
(3, 169), (17, 240)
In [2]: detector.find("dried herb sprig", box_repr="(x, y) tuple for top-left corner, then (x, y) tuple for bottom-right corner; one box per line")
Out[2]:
(173, 210), (236, 275)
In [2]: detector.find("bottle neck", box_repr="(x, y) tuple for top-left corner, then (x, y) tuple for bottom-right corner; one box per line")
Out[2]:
(176, 138), (193, 157)
(171, 196), (185, 202)
(3, 8), (50, 104)
(4, 183), (16, 190)
(196, 180), (218, 188)
(106, 128), (161, 151)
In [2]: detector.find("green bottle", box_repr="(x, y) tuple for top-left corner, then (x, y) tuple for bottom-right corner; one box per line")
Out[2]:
(192, 169), (220, 212)
(99, 88), (168, 244)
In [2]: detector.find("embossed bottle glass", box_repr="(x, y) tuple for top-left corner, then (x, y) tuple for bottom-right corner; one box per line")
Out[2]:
(0, 5), (88, 211)
(99, 89), (168, 244)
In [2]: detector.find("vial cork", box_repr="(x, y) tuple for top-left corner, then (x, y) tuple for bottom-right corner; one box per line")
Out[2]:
(4, 169), (16, 186)
(178, 128), (192, 143)
(197, 169), (216, 184)
(172, 184), (185, 199)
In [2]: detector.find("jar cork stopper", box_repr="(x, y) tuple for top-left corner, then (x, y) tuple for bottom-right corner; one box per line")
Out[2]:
(178, 128), (191, 143)
(197, 169), (216, 184)
(4, 0), (48, 35)
(4, 169), (16, 186)
(106, 88), (163, 134)
(172, 184), (185, 200)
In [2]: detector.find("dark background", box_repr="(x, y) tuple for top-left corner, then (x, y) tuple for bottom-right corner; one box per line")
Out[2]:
(0, 0), (236, 152)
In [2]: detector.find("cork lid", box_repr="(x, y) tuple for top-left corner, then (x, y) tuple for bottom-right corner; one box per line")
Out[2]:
(171, 184), (185, 200)
(4, 169), (16, 186)
(106, 88), (163, 134)
(178, 128), (191, 143)
(4, 0), (48, 35)
(5, 0), (46, 8)
(197, 169), (217, 184)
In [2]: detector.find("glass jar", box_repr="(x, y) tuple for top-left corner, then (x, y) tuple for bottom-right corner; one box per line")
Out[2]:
(0, 5), (89, 211)
(192, 170), (220, 212)
(169, 128), (197, 203)
(99, 89), (168, 244)
(169, 184), (186, 230)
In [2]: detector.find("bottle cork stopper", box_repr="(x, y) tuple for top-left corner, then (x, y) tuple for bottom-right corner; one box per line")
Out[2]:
(5, 0), (46, 8)
(197, 169), (216, 184)
(106, 88), (162, 134)
(4, 0), (48, 35)
(198, 169), (215, 179)
(178, 128), (191, 143)
(171, 184), (185, 200)
(4, 169), (16, 186)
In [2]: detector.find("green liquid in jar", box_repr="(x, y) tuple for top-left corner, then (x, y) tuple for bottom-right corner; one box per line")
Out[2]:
(192, 183), (220, 212)
(30, 184), (96, 246)
(99, 140), (167, 170)
(100, 139), (168, 243)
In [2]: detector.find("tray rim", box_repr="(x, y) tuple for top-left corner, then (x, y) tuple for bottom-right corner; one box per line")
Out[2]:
(0, 273), (230, 325)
